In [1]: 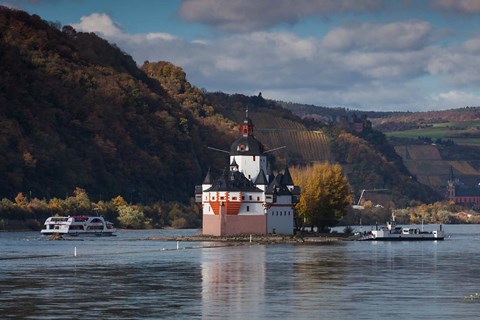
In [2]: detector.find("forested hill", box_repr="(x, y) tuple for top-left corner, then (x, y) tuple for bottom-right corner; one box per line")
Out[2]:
(0, 7), (235, 202)
(0, 7), (438, 205)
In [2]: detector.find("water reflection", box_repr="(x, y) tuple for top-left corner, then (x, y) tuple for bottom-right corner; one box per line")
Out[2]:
(201, 245), (266, 319)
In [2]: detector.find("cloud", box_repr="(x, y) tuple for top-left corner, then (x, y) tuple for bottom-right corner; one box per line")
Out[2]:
(430, 90), (480, 108)
(322, 21), (433, 51)
(71, 13), (124, 37)
(4, 0), (63, 4)
(431, 0), (480, 13)
(178, 0), (383, 32)
(70, 13), (480, 111)
(426, 39), (480, 86)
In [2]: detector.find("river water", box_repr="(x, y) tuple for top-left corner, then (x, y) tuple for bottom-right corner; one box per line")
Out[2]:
(1, 225), (479, 319)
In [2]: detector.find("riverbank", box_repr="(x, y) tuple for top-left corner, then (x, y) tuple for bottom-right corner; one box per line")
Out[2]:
(147, 233), (345, 245)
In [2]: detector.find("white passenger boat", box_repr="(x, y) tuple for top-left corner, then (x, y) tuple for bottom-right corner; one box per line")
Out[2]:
(357, 214), (445, 241)
(41, 215), (116, 236)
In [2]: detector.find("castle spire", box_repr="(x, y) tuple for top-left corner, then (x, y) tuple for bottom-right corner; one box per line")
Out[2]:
(240, 107), (254, 137)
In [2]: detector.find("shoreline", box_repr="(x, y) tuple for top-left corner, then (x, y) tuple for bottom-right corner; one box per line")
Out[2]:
(146, 234), (346, 245)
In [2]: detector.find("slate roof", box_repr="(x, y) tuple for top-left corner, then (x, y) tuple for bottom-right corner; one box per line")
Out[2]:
(254, 169), (268, 185)
(282, 166), (294, 185)
(455, 184), (480, 197)
(206, 169), (262, 192)
(202, 168), (212, 184)
(265, 173), (292, 195)
(230, 135), (265, 156)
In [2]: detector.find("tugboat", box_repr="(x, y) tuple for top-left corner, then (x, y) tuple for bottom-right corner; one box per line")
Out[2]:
(41, 215), (116, 236)
(357, 213), (445, 241)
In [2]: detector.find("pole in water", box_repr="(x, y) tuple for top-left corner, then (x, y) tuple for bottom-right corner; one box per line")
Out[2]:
(74, 246), (77, 257)
(250, 235), (252, 243)
(177, 241), (179, 250)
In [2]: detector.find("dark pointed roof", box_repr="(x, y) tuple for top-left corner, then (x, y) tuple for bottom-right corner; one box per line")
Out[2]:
(254, 169), (268, 185)
(265, 173), (291, 195)
(230, 136), (265, 155)
(206, 168), (262, 192)
(448, 166), (455, 182)
(203, 168), (212, 184)
(230, 158), (238, 167)
(282, 166), (294, 186)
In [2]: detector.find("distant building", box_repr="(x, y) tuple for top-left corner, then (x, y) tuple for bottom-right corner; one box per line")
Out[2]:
(195, 110), (300, 236)
(337, 114), (372, 133)
(447, 166), (480, 207)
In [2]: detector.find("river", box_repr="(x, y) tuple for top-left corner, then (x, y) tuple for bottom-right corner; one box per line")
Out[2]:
(1, 225), (479, 319)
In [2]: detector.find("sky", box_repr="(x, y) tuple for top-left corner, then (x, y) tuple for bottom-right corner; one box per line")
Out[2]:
(3, 0), (480, 111)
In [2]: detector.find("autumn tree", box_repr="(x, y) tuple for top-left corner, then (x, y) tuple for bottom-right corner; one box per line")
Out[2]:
(291, 162), (352, 232)
(64, 187), (92, 215)
(117, 204), (145, 229)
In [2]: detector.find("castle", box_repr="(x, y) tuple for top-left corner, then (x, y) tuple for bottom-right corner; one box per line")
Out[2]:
(195, 111), (300, 236)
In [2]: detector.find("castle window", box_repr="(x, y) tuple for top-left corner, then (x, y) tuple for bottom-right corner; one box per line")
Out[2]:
(247, 206), (250, 212)
(257, 197), (260, 201)
(249, 195), (252, 200)
(253, 155), (256, 161)
(232, 197), (237, 200)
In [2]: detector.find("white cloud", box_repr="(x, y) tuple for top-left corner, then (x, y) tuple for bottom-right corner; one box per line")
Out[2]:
(69, 13), (480, 111)
(430, 90), (480, 108)
(464, 38), (480, 53)
(431, 0), (480, 13)
(426, 40), (480, 85)
(71, 13), (124, 37)
(145, 33), (178, 41)
(178, 0), (383, 32)
(323, 21), (433, 51)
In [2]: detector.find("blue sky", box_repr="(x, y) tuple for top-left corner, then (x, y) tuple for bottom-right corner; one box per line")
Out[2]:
(4, 0), (480, 111)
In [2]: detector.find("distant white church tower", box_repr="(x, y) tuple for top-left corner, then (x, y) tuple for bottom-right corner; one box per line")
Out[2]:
(195, 109), (300, 236)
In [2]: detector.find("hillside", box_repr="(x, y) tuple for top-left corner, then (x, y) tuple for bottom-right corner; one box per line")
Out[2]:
(0, 7), (439, 206)
(280, 101), (409, 123)
(206, 93), (331, 166)
(394, 144), (480, 194)
(0, 7), (226, 202)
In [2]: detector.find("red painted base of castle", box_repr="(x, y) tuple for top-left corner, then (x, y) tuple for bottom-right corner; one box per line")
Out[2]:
(202, 214), (267, 236)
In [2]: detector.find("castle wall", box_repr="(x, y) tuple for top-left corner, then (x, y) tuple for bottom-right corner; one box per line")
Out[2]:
(267, 205), (294, 234)
(231, 155), (267, 181)
(202, 214), (267, 236)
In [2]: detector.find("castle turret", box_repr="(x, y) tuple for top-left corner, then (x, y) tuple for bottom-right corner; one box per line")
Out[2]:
(229, 109), (267, 181)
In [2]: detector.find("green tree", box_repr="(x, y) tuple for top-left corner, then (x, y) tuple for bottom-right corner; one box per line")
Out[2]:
(117, 205), (145, 229)
(292, 162), (352, 232)
(64, 187), (92, 214)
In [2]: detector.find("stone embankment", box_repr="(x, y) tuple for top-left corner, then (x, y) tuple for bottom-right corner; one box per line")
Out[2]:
(147, 234), (344, 245)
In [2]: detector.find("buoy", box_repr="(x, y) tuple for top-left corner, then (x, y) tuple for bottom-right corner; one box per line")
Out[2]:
(250, 235), (252, 243)
(74, 246), (77, 257)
